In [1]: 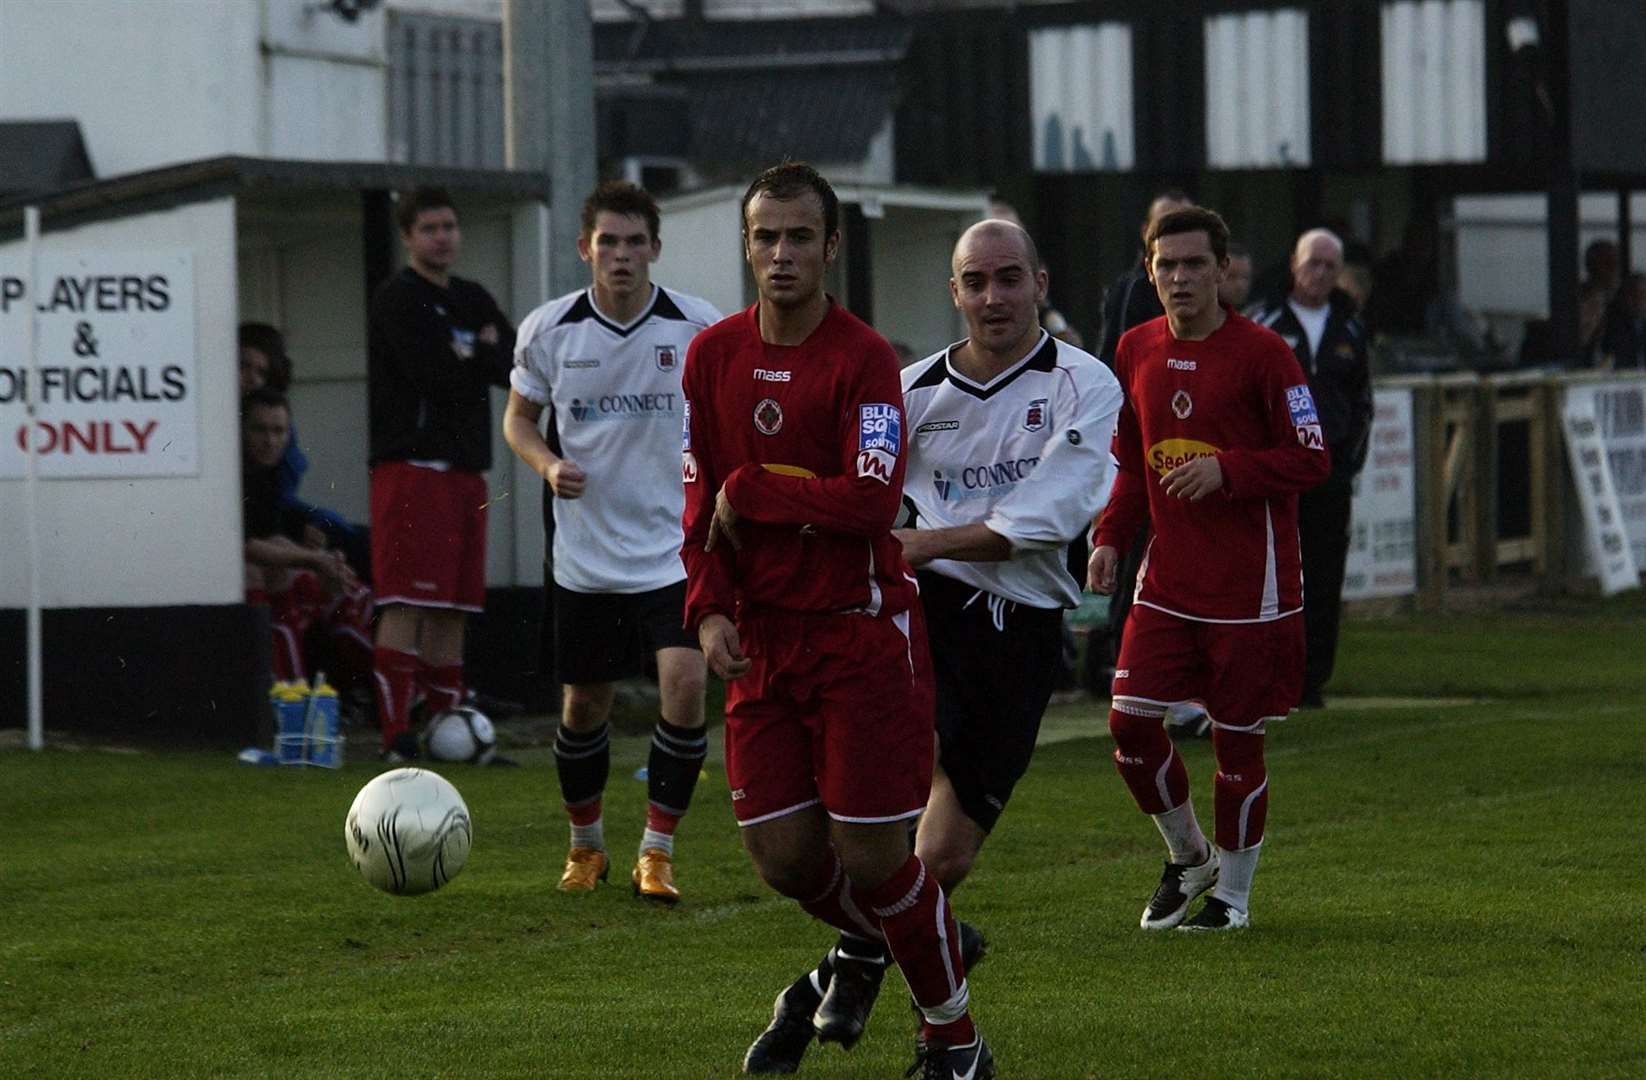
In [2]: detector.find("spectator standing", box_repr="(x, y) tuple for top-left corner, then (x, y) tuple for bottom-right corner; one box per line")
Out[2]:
(367, 187), (515, 762)
(504, 181), (721, 903)
(1253, 229), (1374, 708)
(1601, 273), (1646, 369)
(1219, 241), (1255, 312)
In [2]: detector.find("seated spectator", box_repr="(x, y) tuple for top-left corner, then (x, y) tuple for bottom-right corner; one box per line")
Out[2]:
(239, 323), (369, 576)
(242, 388), (373, 693)
(1601, 273), (1646, 369)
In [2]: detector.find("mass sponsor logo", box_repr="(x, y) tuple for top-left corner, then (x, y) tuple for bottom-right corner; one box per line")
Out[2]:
(654, 344), (678, 372)
(915, 419), (960, 434)
(1171, 389), (1193, 419)
(753, 368), (791, 382)
(1023, 397), (1048, 432)
(1286, 384), (1324, 448)
(1167, 357), (1197, 371)
(754, 397), (783, 435)
(1147, 438), (1220, 476)
(932, 456), (1041, 500)
(567, 391), (678, 422)
(681, 450), (699, 483)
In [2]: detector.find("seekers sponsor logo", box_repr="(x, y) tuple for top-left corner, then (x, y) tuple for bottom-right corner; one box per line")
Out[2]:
(1167, 357), (1197, 371)
(915, 419), (960, 434)
(1023, 397), (1048, 432)
(568, 392), (678, 422)
(1286, 384), (1324, 449)
(857, 403), (901, 484)
(1171, 389), (1193, 419)
(754, 397), (783, 435)
(931, 455), (1041, 501)
(753, 368), (791, 382)
(1147, 438), (1220, 476)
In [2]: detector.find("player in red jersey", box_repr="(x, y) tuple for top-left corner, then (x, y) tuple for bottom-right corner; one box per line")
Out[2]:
(681, 163), (992, 1080)
(1089, 206), (1331, 932)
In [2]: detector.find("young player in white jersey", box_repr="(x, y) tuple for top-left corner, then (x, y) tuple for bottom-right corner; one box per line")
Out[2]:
(504, 181), (721, 904)
(744, 218), (1122, 1073)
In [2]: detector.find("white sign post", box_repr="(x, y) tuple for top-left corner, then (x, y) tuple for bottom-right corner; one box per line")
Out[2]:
(0, 251), (197, 478)
(1562, 388), (1641, 595)
(1344, 388), (1419, 600)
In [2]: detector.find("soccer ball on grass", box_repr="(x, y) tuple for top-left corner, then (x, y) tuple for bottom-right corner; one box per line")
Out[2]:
(421, 705), (498, 765)
(344, 768), (472, 895)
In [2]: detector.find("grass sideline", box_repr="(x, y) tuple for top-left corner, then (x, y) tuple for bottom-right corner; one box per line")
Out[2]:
(3, 595), (1644, 1078)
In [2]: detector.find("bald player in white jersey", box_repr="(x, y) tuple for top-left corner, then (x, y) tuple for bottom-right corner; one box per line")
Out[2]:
(505, 181), (721, 905)
(744, 218), (1123, 1073)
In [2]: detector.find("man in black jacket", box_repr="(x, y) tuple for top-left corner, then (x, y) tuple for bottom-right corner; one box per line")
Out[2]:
(368, 186), (516, 760)
(1252, 229), (1373, 708)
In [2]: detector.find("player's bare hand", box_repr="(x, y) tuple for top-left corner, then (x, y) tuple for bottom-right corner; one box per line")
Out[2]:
(1088, 545), (1119, 594)
(478, 323), (500, 346)
(302, 523), (328, 550)
(315, 548), (354, 590)
(546, 459), (586, 499)
(699, 614), (752, 680)
(893, 527), (935, 568)
(705, 486), (742, 552)
(1161, 455), (1223, 501)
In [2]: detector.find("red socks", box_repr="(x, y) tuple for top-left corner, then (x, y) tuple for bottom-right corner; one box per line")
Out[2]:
(853, 854), (974, 1046)
(373, 645), (420, 750)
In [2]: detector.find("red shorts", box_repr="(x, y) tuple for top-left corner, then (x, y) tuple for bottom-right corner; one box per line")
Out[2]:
(723, 608), (935, 826)
(370, 461), (488, 612)
(1112, 603), (1303, 728)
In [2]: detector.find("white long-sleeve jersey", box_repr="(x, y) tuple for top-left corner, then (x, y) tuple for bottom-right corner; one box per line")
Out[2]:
(900, 331), (1123, 608)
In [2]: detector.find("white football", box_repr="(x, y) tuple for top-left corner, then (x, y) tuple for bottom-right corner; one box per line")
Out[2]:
(344, 768), (472, 895)
(423, 706), (498, 765)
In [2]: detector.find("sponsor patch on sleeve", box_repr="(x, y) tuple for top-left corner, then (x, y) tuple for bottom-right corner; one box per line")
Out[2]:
(1286, 384), (1325, 449)
(681, 399), (692, 451)
(857, 403), (901, 484)
(681, 451), (699, 484)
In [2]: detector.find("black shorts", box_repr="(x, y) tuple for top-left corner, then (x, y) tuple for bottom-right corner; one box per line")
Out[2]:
(552, 580), (697, 685)
(918, 570), (1063, 833)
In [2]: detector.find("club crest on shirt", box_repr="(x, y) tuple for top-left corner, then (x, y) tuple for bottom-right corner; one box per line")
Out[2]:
(1171, 389), (1193, 419)
(754, 397), (783, 435)
(1023, 398), (1048, 432)
(655, 344), (678, 372)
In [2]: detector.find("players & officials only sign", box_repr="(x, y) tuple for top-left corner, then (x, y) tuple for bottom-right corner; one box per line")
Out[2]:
(0, 251), (196, 478)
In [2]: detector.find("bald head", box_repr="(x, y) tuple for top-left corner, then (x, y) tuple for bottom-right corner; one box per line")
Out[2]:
(954, 218), (1040, 276)
(1290, 228), (1345, 308)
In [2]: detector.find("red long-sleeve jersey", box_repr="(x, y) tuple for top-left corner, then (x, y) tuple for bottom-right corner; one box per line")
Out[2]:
(1093, 310), (1332, 622)
(680, 302), (916, 628)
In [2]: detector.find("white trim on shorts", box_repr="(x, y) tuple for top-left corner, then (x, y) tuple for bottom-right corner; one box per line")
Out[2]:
(373, 594), (484, 613)
(827, 806), (926, 825)
(735, 798), (821, 828)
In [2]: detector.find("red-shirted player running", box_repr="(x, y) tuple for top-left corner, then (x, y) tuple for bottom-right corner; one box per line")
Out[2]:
(681, 164), (992, 1079)
(1089, 206), (1330, 932)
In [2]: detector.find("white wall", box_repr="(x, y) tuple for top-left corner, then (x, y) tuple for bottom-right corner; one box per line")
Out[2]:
(652, 189), (750, 318)
(1455, 192), (1646, 318)
(0, 198), (242, 608)
(0, 0), (387, 178)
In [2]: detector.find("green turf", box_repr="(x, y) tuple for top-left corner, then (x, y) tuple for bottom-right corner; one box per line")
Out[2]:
(3, 595), (1644, 1078)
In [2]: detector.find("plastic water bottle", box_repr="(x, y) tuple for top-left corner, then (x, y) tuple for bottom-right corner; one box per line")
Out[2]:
(272, 681), (309, 765)
(306, 675), (342, 769)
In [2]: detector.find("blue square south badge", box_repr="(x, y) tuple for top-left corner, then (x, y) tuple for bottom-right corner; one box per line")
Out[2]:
(859, 404), (901, 453)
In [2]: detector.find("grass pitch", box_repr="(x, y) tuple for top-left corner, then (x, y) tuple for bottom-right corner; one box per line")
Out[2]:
(3, 594), (1644, 1078)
